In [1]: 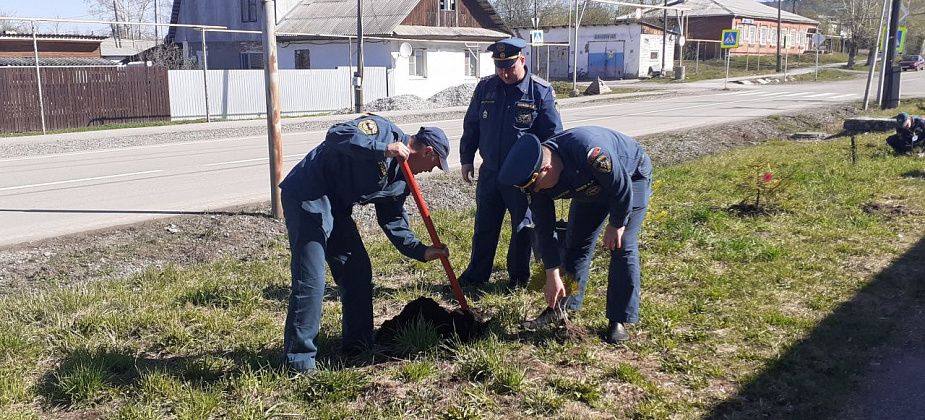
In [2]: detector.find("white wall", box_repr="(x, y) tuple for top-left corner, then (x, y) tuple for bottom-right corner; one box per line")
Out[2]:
(276, 40), (491, 99)
(278, 40), (395, 69)
(390, 41), (492, 99)
(524, 24), (675, 79)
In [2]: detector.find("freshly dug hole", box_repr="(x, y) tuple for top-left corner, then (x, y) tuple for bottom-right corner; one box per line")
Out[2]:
(377, 297), (487, 351)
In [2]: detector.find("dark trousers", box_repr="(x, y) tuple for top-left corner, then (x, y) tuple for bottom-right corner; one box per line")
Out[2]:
(282, 195), (373, 371)
(461, 167), (533, 284)
(562, 178), (651, 323)
(886, 134), (916, 154)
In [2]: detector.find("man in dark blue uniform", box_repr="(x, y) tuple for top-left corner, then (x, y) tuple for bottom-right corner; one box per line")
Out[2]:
(279, 115), (451, 372)
(498, 127), (652, 344)
(888, 112), (925, 154)
(459, 37), (563, 288)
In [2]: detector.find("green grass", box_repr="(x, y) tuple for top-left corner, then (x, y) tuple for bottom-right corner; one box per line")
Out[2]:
(2, 103), (925, 417)
(789, 69), (859, 82)
(649, 52), (866, 83)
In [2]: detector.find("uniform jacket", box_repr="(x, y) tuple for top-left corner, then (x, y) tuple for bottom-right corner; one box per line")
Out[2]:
(897, 116), (925, 144)
(459, 72), (562, 171)
(279, 115), (428, 261)
(530, 127), (652, 269)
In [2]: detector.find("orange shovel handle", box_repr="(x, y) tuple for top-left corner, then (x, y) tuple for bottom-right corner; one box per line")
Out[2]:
(400, 160), (469, 311)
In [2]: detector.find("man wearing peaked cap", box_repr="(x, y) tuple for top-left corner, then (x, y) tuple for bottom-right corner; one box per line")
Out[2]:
(498, 127), (653, 344)
(278, 115), (451, 372)
(457, 37), (563, 290)
(888, 112), (925, 154)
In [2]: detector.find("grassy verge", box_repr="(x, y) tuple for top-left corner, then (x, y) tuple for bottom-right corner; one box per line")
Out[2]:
(550, 81), (648, 97)
(0, 119), (208, 138)
(647, 52), (866, 83)
(789, 69), (859, 82)
(2, 111), (924, 418)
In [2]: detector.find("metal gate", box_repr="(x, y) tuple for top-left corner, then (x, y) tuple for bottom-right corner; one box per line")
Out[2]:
(588, 41), (625, 79)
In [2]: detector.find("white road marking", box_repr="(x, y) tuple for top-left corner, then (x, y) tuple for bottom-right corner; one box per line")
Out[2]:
(0, 170), (163, 192)
(204, 154), (304, 167)
(803, 92), (838, 98)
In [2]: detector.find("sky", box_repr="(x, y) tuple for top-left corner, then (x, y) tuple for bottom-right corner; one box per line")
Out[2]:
(1, 0), (171, 35)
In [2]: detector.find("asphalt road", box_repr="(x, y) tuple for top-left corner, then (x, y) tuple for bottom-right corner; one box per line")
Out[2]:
(3, 71), (925, 247)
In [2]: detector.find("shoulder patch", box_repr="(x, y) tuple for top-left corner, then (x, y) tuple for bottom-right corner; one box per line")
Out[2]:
(358, 119), (379, 136)
(531, 74), (551, 88)
(587, 147), (612, 174)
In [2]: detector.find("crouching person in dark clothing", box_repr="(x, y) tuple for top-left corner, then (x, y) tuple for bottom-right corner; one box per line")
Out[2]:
(498, 127), (652, 344)
(887, 112), (925, 154)
(279, 115), (451, 372)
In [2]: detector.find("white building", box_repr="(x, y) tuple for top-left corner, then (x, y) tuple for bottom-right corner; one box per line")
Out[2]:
(170, 0), (511, 98)
(516, 21), (676, 80)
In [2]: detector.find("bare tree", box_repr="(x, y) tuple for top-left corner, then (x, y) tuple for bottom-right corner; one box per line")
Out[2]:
(84, 0), (169, 39)
(0, 10), (27, 33)
(491, 0), (622, 28)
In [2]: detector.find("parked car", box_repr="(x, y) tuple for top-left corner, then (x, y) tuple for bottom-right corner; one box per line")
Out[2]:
(900, 54), (925, 71)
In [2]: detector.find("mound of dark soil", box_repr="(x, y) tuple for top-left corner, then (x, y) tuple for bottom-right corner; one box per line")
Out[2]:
(376, 297), (486, 347)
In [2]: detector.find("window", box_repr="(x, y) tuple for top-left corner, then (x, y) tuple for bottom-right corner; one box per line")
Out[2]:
(760, 27), (767, 45)
(240, 52), (264, 69)
(409, 48), (426, 77)
(748, 26), (756, 44)
(770, 28), (777, 46)
(440, 0), (456, 11)
(464, 49), (478, 77)
(295, 49), (310, 69)
(241, 0), (258, 23)
(650, 51), (658, 60)
(736, 25), (745, 44)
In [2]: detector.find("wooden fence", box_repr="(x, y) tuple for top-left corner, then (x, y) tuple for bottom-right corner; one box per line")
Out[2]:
(0, 66), (170, 133)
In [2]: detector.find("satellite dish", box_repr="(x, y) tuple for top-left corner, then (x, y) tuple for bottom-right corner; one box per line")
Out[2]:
(399, 42), (412, 58)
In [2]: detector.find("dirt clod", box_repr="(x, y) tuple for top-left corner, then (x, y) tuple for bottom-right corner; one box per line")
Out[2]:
(376, 297), (487, 348)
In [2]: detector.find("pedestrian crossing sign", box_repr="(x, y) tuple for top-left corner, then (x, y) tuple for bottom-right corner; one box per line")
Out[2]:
(721, 29), (740, 49)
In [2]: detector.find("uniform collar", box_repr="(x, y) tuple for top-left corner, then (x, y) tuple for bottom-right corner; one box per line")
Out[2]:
(508, 68), (531, 93)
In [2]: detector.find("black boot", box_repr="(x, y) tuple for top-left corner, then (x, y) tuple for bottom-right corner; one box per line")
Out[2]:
(605, 321), (629, 344)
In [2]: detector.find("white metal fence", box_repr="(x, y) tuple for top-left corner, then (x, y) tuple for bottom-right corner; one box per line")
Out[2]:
(168, 67), (392, 120)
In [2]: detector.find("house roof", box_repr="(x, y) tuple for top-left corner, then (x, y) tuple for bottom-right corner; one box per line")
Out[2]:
(392, 25), (509, 39)
(518, 20), (677, 34)
(0, 32), (108, 42)
(0, 57), (118, 66)
(100, 38), (158, 57)
(673, 0), (817, 24)
(276, 0), (510, 38)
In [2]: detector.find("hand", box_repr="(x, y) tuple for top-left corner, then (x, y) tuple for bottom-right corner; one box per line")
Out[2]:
(603, 225), (625, 251)
(461, 164), (475, 184)
(424, 244), (449, 261)
(385, 142), (411, 161)
(544, 268), (567, 308)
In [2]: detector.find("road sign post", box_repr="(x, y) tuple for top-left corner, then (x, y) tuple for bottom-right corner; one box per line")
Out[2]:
(721, 29), (739, 90)
(812, 33), (824, 81)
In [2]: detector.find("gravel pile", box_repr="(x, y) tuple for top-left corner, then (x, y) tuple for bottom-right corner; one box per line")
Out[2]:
(427, 83), (477, 108)
(361, 95), (434, 113)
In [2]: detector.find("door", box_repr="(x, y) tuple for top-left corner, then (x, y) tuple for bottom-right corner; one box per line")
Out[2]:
(587, 41), (625, 79)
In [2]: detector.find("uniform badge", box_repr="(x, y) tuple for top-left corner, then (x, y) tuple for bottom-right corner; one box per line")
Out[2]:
(516, 112), (533, 125)
(587, 147), (612, 174)
(378, 161), (388, 177)
(482, 110), (488, 119)
(585, 185), (602, 196)
(358, 119), (378, 136)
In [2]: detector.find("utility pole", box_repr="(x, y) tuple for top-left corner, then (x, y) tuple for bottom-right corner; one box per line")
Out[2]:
(882, 0), (903, 109)
(776, 0), (782, 72)
(571, 0), (582, 96)
(864, 0), (890, 110)
(533, 0), (538, 72)
(262, 0), (284, 218)
(154, 0), (159, 44)
(354, 0), (364, 113)
(661, 0), (667, 74)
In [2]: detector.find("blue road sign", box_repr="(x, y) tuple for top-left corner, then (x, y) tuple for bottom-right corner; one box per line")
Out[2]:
(721, 29), (740, 49)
